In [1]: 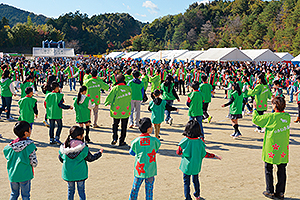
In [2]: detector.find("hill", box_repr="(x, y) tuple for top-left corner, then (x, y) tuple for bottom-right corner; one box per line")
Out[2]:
(0, 3), (48, 26)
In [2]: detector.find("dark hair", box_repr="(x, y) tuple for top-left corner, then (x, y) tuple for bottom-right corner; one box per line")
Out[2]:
(25, 87), (33, 95)
(91, 69), (97, 77)
(183, 120), (202, 138)
(126, 69), (133, 75)
(51, 81), (59, 91)
(191, 81), (200, 90)
(232, 82), (242, 96)
(271, 96), (286, 112)
(201, 75), (207, 82)
(116, 74), (125, 84)
(273, 80), (280, 86)
(2, 69), (10, 79)
(153, 89), (161, 97)
(132, 70), (140, 78)
(139, 117), (152, 133)
(86, 68), (91, 74)
(77, 86), (87, 105)
(242, 76), (250, 85)
(258, 73), (267, 85)
(23, 75), (33, 84)
(156, 69), (161, 74)
(13, 121), (31, 138)
(164, 74), (173, 93)
(64, 126), (84, 148)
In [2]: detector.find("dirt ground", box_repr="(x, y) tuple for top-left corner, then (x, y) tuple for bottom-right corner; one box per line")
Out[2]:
(0, 83), (299, 200)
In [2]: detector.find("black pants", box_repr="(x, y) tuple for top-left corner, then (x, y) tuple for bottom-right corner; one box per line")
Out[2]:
(79, 80), (83, 86)
(265, 162), (287, 194)
(112, 118), (129, 144)
(257, 111), (264, 130)
(174, 81), (179, 91)
(178, 80), (185, 95)
(203, 102), (209, 119)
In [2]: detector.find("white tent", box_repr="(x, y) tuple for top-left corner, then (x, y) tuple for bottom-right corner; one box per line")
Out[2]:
(147, 50), (172, 60)
(242, 49), (282, 62)
(122, 51), (138, 59)
(131, 51), (151, 59)
(140, 52), (156, 60)
(275, 52), (294, 61)
(106, 52), (124, 59)
(165, 50), (189, 60)
(292, 54), (300, 62)
(194, 48), (251, 61)
(176, 51), (205, 61)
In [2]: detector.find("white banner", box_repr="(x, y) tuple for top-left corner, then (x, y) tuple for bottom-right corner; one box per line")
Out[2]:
(32, 48), (75, 57)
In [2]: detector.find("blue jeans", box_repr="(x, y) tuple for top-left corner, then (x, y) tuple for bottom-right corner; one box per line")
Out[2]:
(49, 119), (62, 141)
(68, 181), (86, 200)
(69, 78), (76, 91)
(290, 85), (297, 102)
(0, 96), (12, 118)
(189, 116), (204, 137)
(10, 180), (31, 200)
(183, 173), (200, 200)
(129, 176), (155, 200)
(164, 100), (173, 122)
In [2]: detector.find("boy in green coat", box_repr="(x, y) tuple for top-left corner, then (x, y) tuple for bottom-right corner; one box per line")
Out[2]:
(149, 69), (161, 98)
(18, 87), (38, 129)
(252, 96), (290, 200)
(45, 82), (73, 145)
(3, 121), (38, 200)
(104, 74), (132, 146)
(200, 75), (213, 123)
(129, 117), (161, 200)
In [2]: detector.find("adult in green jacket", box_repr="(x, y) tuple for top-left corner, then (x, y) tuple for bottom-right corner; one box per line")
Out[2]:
(64, 63), (79, 91)
(252, 96), (290, 199)
(105, 74), (132, 146)
(248, 73), (272, 133)
(0, 69), (16, 120)
(149, 69), (161, 94)
(222, 83), (243, 138)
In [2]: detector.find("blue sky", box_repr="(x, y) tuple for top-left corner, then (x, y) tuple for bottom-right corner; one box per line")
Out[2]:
(1, 0), (210, 22)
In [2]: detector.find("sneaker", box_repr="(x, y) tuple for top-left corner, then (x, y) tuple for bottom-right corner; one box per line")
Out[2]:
(93, 124), (100, 128)
(230, 132), (236, 137)
(233, 132), (242, 139)
(111, 140), (117, 145)
(247, 111), (253, 114)
(224, 96), (227, 99)
(49, 140), (56, 145)
(255, 128), (261, 133)
(0, 134), (2, 138)
(226, 115), (229, 118)
(43, 120), (50, 127)
(55, 139), (62, 145)
(7, 117), (15, 121)
(85, 136), (91, 143)
(262, 191), (274, 199)
(129, 124), (134, 128)
(119, 142), (127, 146)
(274, 192), (284, 199)
(0, 116), (3, 122)
(165, 120), (169, 124)
(168, 118), (173, 125)
(289, 101), (293, 103)
(208, 116), (213, 123)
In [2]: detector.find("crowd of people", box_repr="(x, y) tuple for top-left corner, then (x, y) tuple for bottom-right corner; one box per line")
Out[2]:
(0, 55), (294, 200)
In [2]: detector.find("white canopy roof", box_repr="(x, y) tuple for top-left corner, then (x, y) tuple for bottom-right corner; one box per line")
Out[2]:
(242, 49), (282, 62)
(176, 51), (205, 61)
(275, 52), (294, 61)
(292, 54), (300, 62)
(146, 50), (188, 60)
(131, 51), (151, 59)
(106, 52), (124, 59)
(121, 51), (138, 59)
(140, 52), (156, 60)
(165, 50), (189, 60)
(194, 48), (251, 61)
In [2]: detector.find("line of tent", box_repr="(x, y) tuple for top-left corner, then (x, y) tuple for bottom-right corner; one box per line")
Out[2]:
(106, 48), (300, 64)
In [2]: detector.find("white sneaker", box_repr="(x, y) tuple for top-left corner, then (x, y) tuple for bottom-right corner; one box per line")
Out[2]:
(242, 111), (245, 116)
(255, 128), (263, 133)
(7, 117), (14, 121)
(168, 118), (173, 126)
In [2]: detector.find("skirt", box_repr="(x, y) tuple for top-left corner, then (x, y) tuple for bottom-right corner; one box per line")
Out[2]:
(228, 113), (242, 119)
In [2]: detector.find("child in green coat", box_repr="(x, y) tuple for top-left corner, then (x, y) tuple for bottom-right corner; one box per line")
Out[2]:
(148, 89), (178, 139)
(199, 75), (213, 123)
(59, 126), (103, 200)
(73, 86), (95, 143)
(3, 121), (38, 200)
(129, 117), (161, 200)
(176, 120), (221, 200)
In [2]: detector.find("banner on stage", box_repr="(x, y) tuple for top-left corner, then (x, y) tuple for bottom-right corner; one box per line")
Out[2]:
(32, 48), (75, 57)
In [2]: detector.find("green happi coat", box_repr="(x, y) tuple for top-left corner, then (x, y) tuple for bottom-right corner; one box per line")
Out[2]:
(125, 75), (134, 83)
(73, 96), (91, 123)
(229, 91), (243, 115)
(188, 91), (204, 117)
(178, 137), (206, 175)
(131, 134), (161, 178)
(128, 79), (144, 101)
(200, 82), (213, 103)
(45, 92), (64, 119)
(248, 84), (272, 111)
(104, 84), (132, 119)
(1, 78), (13, 97)
(20, 82), (34, 98)
(252, 110), (290, 164)
(83, 74), (92, 84)
(161, 82), (176, 100)
(18, 96), (37, 124)
(149, 75), (161, 92)
(64, 66), (79, 79)
(149, 100), (166, 124)
(84, 78), (109, 105)
(142, 75), (149, 91)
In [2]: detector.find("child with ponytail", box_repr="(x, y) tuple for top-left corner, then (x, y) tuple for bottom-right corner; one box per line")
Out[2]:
(73, 86), (95, 143)
(59, 126), (103, 200)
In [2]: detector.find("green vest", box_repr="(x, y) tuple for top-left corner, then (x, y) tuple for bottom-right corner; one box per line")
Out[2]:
(128, 79), (144, 101)
(142, 75), (149, 91)
(18, 96), (37, 124)
(229, 91), (243, 115)
(178, 137), (206, 175)
(149, 100), (166, 124)
(248, 84), (272, 111)
(188, 91), (204, 117)
(20, 82), (33, 98)
(104, 84), (132, 119)
(0, 79), (13, 97)
(252, 110), (290, 164)
(45, 92), (64, 119)
(199, 83), (212, 103)
(242, 82), (249, 98)
(83, 74), (92, 84)
(149, 75), (161, 92)
(125, 75), (134, 83)
(3, 142), (37, 182)
(84, 78), (109, 105)
(131, 135), (161, 178)
(161, 82), (176, 100)
(73, 96), (91, 123)
(59, 145), (89, 181)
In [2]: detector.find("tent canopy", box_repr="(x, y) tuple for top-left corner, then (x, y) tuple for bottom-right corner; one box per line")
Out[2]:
(147, 50), (188, 60)
(131, 51), (151, 59)
(275, 52), (294, 61)
(242, 49), (282, 62)
(176, 51), (205, 61)
(194, 48), (251, 61)
(106, 52), (124, 59)
(121, 51), (138, 59)
(140, 52), (156, 60)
